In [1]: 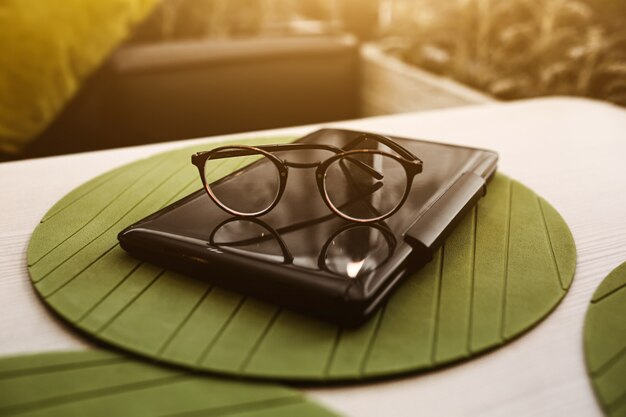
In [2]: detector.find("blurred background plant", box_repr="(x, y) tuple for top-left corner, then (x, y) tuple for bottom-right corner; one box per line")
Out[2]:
(129, 0), (625, 106)
(378, 0), (626, 105)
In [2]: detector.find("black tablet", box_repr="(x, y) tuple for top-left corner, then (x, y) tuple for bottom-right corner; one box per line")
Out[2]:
(118, 128), (498, 327)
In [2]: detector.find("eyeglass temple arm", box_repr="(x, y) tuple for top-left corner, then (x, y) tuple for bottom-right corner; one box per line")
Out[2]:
(338, 159), (383, 219)
(343, 133), (423, 164)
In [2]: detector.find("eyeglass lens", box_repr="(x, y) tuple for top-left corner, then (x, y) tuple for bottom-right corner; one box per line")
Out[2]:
(324, 152), (407, 221)
(205, 148), (281, 216)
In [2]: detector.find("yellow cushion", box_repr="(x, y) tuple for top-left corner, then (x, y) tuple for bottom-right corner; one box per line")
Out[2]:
(0, 0), (157, 154)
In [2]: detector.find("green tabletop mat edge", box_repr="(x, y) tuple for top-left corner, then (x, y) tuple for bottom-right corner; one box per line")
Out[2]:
(584, 262), (626, 417)
(27, 135), (577, 382)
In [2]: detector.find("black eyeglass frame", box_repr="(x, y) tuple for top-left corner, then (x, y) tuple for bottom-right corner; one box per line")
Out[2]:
(191, 133), (424, 223)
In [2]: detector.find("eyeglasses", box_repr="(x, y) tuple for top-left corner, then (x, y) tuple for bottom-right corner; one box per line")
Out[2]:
(191, 133), (423, 223)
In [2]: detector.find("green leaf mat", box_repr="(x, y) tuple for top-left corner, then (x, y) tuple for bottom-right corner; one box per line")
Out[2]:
(27, 136), (576, 382)
(0, 349), (339, 417)
(584, 262), (626, 417)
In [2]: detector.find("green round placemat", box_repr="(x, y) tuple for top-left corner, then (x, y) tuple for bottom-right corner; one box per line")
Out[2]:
(27, 136), (576, 382)
(584, 262), (626, 417)
(0, 349), (338, 417)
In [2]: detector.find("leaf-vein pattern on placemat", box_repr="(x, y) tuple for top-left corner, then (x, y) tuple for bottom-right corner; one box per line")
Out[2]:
(584, 262), (626, 417)
(0, 350), (339, 417)
(28, 136), (576, 382)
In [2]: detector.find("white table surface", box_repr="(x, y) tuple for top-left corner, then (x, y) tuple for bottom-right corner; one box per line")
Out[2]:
(1, 97), (625, 417)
